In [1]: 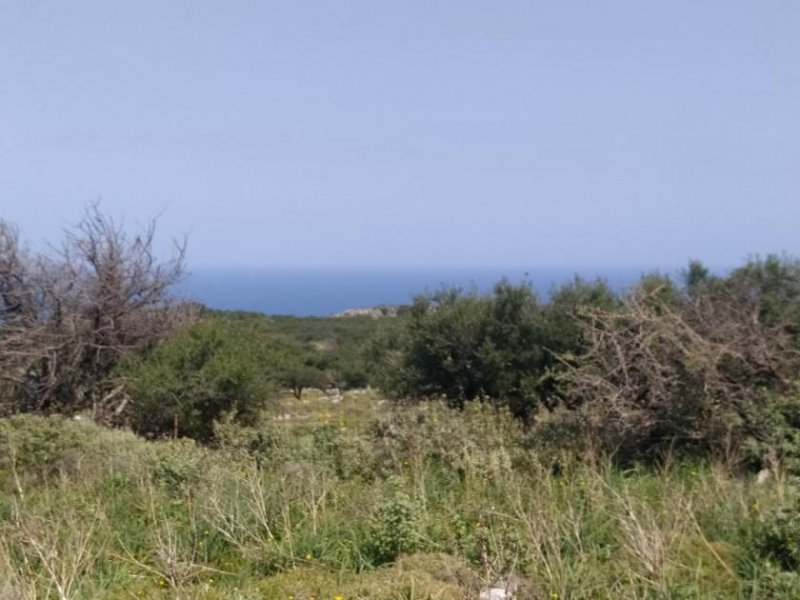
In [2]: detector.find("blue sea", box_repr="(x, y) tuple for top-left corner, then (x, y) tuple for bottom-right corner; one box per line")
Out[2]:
(178, 266), (672, 317)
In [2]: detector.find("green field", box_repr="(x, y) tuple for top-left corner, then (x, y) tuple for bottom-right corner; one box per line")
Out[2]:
(2, 390), (798, 599)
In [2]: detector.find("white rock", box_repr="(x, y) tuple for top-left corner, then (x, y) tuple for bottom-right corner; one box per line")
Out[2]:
(478, 588), (510, 600)
(478, 576), (522, 600)
(757, 468), (771, 485)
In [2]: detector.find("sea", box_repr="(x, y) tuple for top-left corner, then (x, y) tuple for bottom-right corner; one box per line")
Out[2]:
(177, 266), (676, 317)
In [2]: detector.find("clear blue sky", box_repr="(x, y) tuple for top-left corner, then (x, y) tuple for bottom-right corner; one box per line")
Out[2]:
(1, 1), (798, 268)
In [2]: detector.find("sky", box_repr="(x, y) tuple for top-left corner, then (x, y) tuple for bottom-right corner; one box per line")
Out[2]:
(1, 1), (798, 269)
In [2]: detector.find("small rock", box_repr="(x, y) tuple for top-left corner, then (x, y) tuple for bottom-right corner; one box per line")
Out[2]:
(757, 468), (771, 485)
(478, 576), (521, 600)
(479, 589), (510, 600)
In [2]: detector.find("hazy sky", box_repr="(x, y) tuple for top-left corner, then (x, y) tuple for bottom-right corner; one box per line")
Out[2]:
(1, 1), (798, 268)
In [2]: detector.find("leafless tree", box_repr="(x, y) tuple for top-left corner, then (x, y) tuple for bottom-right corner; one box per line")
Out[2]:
(0, 203), (193, 420)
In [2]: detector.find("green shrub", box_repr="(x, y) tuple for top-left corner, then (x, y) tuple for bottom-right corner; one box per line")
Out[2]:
(312, 424), (375, 480)
(751, 491), (800, 571)
(370, 401), (524, 483)
(388, 283), (545, 416)
(743, 386), (800, 474)
(145, 438), (208, 494)
(214, 418), (301, 468)
(370, 477), (426, 563)
(121, 315), (279, 441)
(0, 414), (150, 485)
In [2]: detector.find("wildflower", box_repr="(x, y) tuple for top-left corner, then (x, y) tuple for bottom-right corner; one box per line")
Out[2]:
(334, 596), (345, 600)
(551, 594), (559, 599)
(305, 552), (312, 560)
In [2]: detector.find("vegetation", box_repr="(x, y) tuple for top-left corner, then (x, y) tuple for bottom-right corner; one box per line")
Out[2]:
(0, 203), (189, 420)
(116, 310), (389, 440)
(2, 395), (800, 598)
(375, 278), (617, 418)
(381, 257), (800, 467)
(120, 314), (278, 441)
(3, 208), (800, 597)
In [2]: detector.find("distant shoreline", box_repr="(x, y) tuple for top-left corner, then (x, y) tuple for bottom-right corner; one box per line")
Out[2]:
(177, 265), (721, 317)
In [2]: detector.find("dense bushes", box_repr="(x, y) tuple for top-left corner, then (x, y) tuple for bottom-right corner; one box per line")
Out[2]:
(378, 256), (800, 465)
(743, 386), (800, 473)
(5, 210), (800, 473)
(379, 280), (609, 417)
(559, 257), (800, 462)
(401, 282), (543, 414)
(268, 314), (383, 390)
(118, 310), (390, 440)
(120, 315), (277, 440)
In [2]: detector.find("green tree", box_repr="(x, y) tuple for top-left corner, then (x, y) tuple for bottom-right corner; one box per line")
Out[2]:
(279, 358), (327, 399)
(537, 277), (620, 407)
(121, 315), (276, 441)
(386, 281), (547, 416)
(541, 276), (619, 357)
(683, 259), (711, 295)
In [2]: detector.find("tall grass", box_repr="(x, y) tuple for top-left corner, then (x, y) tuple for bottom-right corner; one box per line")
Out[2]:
(0, 394), (796, 599)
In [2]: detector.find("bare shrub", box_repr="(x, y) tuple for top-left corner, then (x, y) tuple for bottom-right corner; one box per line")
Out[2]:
(559, 265), (800, 458)
(0, 203), (192, 420)
(1, 495), (101, 600)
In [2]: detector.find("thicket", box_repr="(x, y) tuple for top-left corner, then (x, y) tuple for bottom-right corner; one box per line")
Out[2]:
(118, 314), (277, 441)
(267, 314), (388, 391)
(115, 310), (392, 440)
(0, 207), (390, 440)
(377, 256), (800, 468)
(373, 278), (617, 417)
(4, 206), (800, 471)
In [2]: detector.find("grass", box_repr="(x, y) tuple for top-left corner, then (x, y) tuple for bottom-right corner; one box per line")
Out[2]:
(1, 391), (798, 599)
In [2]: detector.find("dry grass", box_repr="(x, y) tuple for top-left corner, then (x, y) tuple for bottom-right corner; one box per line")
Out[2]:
(0, 396), (795, 598)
